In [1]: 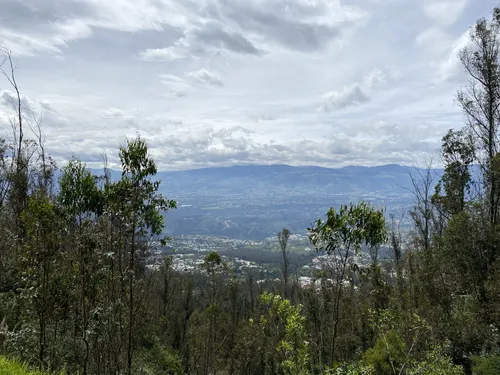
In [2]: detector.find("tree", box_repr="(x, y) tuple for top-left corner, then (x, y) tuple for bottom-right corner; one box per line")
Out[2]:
(277, 228), (291, 299)
(258, 292), (310, 375)
(308, 202), (387, 363)
(433, 129), (475, 220)
(408, 164), (438, 253)
(0, 48), (28, 232)
(457, 8), (500, 226)
(57, 160), (105, 375)
(21, 193), (64, 370)
(106, 137), (176, 375)
(194, 251), (228, 375)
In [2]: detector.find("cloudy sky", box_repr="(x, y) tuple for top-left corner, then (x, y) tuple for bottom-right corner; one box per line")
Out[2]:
(0, 0), (495, 170)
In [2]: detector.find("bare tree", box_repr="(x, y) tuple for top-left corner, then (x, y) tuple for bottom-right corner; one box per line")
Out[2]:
(0, 48), (29, 230)
(0, 49), (24, 178)
(407, 162), (438, 254)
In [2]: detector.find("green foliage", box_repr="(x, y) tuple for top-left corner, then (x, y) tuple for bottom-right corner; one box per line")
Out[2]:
(406, 346), (465, 375)
(433, 129), (474, 218)
(0, 356), (58, 375)
(108, 137), (176, 238)
(363, 330), (407, 375)
(58, 159), (104, 218)
(308, 202), (387, 255)
(471, 354), (500, 375)
(324, 363), (375, 375)
(259, 292), (310, 375)
(202, 250), (223, 269)
(135, 339), (183, 375)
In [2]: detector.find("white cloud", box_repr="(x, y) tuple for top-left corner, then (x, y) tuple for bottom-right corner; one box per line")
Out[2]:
(187, 68), (224, 88)
(319, 67), (392, 111)
(436, 30), (471, 82)
(0, 0), (497, 170)
(423, 0), (469, 26)
(320, 85), (370, 112)
(138, 0), (367, 61)
(363, 68), (387, 89)
(415, 28), (453, 55)
(159, 68), (224, 96)
(160, 74), (192, 97)
(139, 47), (185, 62)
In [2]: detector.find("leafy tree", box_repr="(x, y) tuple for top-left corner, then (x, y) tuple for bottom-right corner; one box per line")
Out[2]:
(308, 202), (387, 362)
(457, 7), (500, 226)
(106, 137), (176, 375)
(20, 193), (65, 370)
(258, 292), (310, 375)
(433, 129), (475, 220)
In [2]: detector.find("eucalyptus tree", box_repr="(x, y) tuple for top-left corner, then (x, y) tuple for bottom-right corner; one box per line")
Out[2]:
(308, 202), (387, 362)
(106, 137), (176, 375)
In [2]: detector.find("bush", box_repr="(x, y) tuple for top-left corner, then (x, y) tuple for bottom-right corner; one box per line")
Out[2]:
(363, 330), (407, 375)
(324, 363), (375, 375)
(472, 354), (500, 375)
(0, 356), (53, 375)
(134, 339), (183, 375)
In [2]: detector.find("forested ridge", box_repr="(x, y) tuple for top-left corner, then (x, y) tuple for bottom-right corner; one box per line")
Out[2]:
(3, 6), (500, 375)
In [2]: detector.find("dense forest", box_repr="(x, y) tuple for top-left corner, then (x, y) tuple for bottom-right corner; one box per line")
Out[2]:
(3, 5), (500, 375)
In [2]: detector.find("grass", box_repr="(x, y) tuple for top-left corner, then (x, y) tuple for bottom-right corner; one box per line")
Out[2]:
(0, 357), (51, 375)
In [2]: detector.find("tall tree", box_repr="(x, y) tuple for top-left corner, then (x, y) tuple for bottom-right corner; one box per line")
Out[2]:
(433, 130), (475, 221)
(308, 202), (387, 363)
(0, 49), (28, 232)
(106, 137), (176, 375)
(457, 8), (500, 226)
(277, 228), (291, 299)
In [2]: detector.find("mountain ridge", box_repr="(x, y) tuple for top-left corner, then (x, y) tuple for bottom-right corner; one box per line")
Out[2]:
(85, 163), (445, 239)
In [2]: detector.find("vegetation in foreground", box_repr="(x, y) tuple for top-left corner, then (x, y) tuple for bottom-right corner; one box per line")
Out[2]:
(0, 356), (55, 375)
(3, 5), (500, 375)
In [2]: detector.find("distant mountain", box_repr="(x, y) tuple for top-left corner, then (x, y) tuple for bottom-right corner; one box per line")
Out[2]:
(88, 164), (445, 239)
(156, 164), (444, 197)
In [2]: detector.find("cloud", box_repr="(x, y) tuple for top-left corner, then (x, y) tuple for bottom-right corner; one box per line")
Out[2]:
(436, 30), (471, 82)
(320, 85), (370, 112)
(415, 28), (453, 55)
(160, 74), (193, 97)
(3, 0), (366, 59)
(363, 68), (387, 89)
(0, 90), (34, 113)
(139, 0), (366, 61)
(0, 0), (183, 56)
(139, 48), (184, 62)
(0, 90), (71, 138)
(190, 23), (263, 55)
(1, 90), (444, 171)
(159, 68), (223, 96)
(0, 0), (495, 171)
(187, 68), (223, 88)
(319, 67), (392, 112)
(0, 19), (93, 56)
(423, 0), (468, 26)
(139, 23), (263, 61)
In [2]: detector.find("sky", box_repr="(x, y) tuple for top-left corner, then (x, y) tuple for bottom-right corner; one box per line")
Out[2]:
(0, 0), (496, 170)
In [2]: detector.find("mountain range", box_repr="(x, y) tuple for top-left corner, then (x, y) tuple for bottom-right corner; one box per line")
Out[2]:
(92, 164), (445, 239)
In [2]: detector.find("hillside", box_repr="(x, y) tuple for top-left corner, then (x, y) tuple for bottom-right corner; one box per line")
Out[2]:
(91, 164), (443, 239)
(158, 163), (442, 196)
